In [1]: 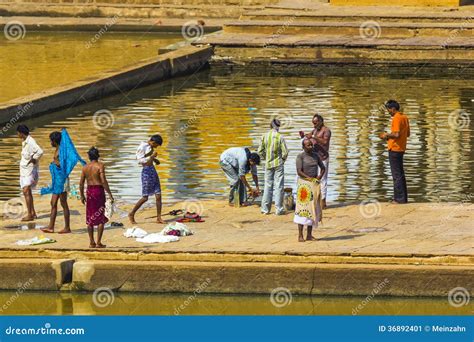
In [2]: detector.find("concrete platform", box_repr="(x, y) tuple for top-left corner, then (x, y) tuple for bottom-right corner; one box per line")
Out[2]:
(0, 199), (472, 295)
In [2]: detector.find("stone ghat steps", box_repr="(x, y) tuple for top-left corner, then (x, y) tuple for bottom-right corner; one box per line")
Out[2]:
(0, 2), (268, 18)
(195, 33), (474, 64)
(241, 7), (474, 23)
(224, 20), (474, 38)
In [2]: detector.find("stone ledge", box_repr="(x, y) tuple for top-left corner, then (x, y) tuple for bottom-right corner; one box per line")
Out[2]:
(70, 259), (474, 296)
(0, 258), (74, 290)
(0, 249), (473, 266)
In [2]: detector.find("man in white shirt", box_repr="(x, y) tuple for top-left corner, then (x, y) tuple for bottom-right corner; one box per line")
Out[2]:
(17, 125), (43, 221)
(128, 134), (164, 224)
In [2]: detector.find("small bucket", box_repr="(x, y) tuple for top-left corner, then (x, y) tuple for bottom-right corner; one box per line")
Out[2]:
(283, 187), (295, 211)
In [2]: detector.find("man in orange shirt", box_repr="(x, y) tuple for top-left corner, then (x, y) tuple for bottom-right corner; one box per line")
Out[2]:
(380, 100), (410, 204)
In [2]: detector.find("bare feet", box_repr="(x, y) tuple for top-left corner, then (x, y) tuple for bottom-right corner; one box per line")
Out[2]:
(89, 243), (96, 248)
(156, 217), (165, 224)
(41, 228), (55, 233)
(21, 216), (35, 222)
(298, 236), (305, 242)
(58, 229), (71, 234)
(128, 213), (137, 225)
(96, 243), (106, 248)
(306, 235), (317, 241)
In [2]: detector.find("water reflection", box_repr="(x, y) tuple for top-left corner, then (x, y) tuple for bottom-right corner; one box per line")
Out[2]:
(0, 65), (472, 203)
(0, 291), (471, 316)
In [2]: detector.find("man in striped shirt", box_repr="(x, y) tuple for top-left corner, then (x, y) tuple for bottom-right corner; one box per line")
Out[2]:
(258, 119), (289, 215)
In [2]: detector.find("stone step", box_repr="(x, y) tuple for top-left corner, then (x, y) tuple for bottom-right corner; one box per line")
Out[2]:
(195, 32), (474, 64)
(241, 7), (474, 23)
(224, 20), (474, 38)
(0, 2), (266, 18)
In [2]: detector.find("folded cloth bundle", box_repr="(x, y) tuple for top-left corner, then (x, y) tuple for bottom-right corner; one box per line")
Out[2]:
(160, 222), (193, 236)
(166, 229), (181, 236)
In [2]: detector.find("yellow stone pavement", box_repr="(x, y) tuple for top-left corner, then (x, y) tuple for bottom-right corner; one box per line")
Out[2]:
(0, 198), (472, 257)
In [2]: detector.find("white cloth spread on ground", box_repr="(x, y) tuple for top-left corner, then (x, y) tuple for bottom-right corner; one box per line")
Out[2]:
(16, 236), (55, 246)
(123, 227), (148, 238)
(136, 234), (179, 244)
(123, 223), (192, 243)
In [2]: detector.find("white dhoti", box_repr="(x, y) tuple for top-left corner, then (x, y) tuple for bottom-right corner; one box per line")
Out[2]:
(320, 157), (329, 200)
(20, 167), (39, 189)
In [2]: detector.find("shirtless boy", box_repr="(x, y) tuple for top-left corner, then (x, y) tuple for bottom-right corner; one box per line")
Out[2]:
(79, 147), (114, 248)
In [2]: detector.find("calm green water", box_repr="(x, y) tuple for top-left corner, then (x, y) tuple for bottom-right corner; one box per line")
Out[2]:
(0, 291), (471, 315)
(0, 65), (472, 203)
(0, 31), (182, 103)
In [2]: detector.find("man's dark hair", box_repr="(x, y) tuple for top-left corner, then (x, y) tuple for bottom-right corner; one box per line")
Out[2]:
(88, 147), (100, 161)
(49, 131), (61, 146)
(385, 100), (400, 111)
(150, 134), (163, 146)
(313, 114), (324, 124)
(16, 125), (29, 136)
(301, 137), (312, 149)
(249, 152), (260, 166)
(270, 118), (281, 129)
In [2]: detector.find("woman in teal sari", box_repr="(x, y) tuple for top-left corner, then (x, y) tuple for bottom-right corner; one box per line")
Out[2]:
(41, 129), (85, 233)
